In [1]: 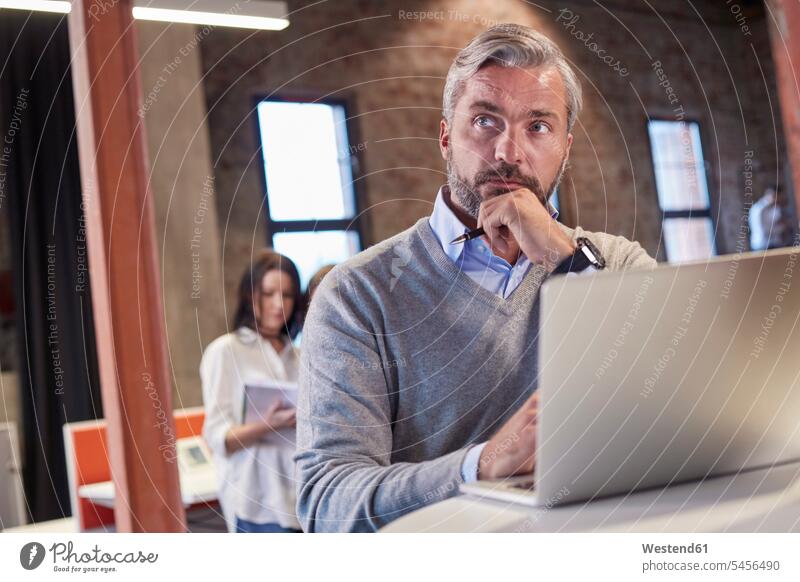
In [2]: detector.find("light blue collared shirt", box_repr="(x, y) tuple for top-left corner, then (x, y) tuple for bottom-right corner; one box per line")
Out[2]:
(427, 186), (559, 482)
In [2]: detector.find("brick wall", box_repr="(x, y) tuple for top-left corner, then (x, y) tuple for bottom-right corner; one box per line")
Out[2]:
(199, 0), (785, 298)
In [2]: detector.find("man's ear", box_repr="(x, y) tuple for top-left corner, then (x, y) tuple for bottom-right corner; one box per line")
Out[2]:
(439, 118), (449, 161)
(565, 132), (573, 160)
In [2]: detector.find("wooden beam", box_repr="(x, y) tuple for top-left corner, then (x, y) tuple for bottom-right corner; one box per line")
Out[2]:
(67, 0), (186, 532)
(767, 0), (800, 213)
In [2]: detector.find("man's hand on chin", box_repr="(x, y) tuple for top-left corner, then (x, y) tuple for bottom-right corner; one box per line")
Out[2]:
(478, 392), (538, 480)
(477, 188), (576, 272)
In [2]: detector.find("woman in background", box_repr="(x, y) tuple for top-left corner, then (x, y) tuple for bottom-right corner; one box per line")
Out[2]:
(306, 264), (335, 305)
(201, 249), (303, 533)
(293, 264), (335, 347)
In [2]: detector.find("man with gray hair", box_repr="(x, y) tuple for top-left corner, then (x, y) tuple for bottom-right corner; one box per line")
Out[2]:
(295, 23), (656, 532)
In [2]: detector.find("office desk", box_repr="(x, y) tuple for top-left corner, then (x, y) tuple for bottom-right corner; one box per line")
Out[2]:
(382, 461), (800, 532)
(3, 517), (79, 533)
(78, 470), (218, 509)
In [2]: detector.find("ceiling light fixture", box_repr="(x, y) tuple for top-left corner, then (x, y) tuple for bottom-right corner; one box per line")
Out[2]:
(0, 0), (71, 13)
(132, 0), (289, 31)
(0, 1), (290, 31)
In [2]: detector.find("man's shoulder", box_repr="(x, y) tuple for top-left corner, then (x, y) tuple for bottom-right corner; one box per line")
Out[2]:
(323, 219), (427, 284)
(558, 223), (657, 270)
(308, 219), (429, 310)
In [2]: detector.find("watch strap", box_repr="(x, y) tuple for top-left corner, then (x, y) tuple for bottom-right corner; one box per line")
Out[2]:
(552, 237), (606, 275)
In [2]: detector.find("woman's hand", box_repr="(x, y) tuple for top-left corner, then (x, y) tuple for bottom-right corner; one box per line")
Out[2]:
(223, 401), (297, 454)
(261, 400), (297, 430)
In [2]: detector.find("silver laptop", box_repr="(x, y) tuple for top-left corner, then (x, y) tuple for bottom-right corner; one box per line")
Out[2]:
(461, 246), (800, 507)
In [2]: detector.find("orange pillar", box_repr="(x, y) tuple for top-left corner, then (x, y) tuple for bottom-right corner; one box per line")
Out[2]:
(67, 0), (186, 532)
(767, 0), (800, 212)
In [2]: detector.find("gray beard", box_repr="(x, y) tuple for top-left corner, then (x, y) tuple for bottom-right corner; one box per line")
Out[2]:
(447, 153), (567, 219)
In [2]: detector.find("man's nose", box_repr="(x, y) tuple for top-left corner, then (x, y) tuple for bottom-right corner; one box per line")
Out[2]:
(494, 128), (524, 166)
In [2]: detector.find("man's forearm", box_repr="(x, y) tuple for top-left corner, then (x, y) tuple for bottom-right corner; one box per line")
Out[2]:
(295, 447), (470, 532)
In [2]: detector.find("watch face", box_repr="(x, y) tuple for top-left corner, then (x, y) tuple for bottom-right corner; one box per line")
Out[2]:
(552, 238), (607, 275)
(577, 237), (606, 269)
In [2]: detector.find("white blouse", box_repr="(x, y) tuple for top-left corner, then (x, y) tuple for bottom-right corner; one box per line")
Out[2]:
(200, 327), (301, 531)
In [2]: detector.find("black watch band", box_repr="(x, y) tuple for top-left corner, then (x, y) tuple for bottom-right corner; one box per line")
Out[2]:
(552, 237), (606, 275)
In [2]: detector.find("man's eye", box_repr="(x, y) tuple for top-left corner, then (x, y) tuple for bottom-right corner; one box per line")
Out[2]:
(474, 115), (495, 128)
(530, 121), (551, 134)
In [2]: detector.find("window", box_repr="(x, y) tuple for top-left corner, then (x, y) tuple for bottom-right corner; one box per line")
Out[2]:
(647, 120), (716, 262)
(257, 98), (362, 287)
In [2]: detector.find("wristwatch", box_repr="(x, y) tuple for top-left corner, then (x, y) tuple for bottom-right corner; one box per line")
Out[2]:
(551, 237), (606, 275)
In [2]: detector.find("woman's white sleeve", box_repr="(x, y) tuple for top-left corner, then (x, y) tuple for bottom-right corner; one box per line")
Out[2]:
(200, 342), (240, 457)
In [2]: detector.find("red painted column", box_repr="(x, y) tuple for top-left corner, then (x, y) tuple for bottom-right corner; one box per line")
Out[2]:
(67, 0), (186, 532)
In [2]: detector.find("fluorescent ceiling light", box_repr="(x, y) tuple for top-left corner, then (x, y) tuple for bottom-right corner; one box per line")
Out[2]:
(0, 0), (71, 13)
(133, 0), (289, 30)
(0, 0), (290, 31)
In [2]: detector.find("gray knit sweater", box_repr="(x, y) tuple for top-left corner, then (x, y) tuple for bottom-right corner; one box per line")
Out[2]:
(295, 218), (656, 532)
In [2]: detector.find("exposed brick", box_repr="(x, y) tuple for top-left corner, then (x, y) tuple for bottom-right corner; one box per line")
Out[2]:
(200, 0), (787, 276)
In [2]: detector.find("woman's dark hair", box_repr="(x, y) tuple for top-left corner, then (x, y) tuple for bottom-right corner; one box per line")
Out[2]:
(232, 249), (304, 339)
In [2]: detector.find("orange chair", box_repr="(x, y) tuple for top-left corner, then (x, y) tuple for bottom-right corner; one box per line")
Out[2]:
(62, 419), (114, 531)
(63, 408), (207, 531)
(174, 407), (205, 440)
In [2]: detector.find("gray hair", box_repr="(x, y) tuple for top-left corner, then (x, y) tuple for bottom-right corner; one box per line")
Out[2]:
(443, 23), (583, 132)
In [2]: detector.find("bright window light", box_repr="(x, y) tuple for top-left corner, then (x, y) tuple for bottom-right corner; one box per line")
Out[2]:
(258, 101), (356, 221)
(273, 231), (360, 289)
(647, 119), (716, 263)
(661, 217), (716, 264)
(257, 97), (363, 285)
(648, 120), (711, 211)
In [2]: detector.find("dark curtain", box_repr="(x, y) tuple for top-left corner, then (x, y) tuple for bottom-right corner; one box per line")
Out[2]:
(0, 11), (102, 523)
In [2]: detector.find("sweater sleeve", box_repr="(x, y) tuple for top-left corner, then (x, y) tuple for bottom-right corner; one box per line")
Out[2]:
(294, 275), (470, 532)
(616, 237), (658, 270)
(563, 225), (657, 272)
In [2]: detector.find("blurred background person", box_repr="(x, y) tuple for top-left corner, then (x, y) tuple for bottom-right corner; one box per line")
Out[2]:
(750, 184), (797, 250)
(306, 264), (335, 306)
(201, 249), (304, 533)
(294, 264), (335, 347)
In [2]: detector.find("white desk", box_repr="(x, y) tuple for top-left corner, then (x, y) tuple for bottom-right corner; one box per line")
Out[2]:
(3, 517), (79, 533)
(78, 470), (218, 509)
(382, 461), (800, 532)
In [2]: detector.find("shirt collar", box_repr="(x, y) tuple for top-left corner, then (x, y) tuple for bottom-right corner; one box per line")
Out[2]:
(236, 327), (294, 357)
(428, 187), (468, 264)
(427, 185), (560, 262)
